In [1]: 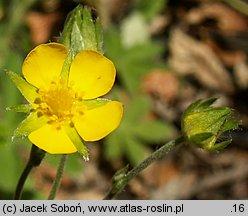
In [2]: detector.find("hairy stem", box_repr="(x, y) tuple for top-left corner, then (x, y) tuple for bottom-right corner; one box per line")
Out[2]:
(48, 154), (67, 200)
(104, 136), (185, 200)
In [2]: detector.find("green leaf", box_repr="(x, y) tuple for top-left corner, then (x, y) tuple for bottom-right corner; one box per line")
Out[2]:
(125, 96), (151, 122)
(0, 145), (23, 191)
(125, 137), (148, 166)
(137, 0), (167, 20)
(6, 71), (39, 104)
(132, 120), (176, 143)
(104, 130), (126, 161)
(104, 27), (124, 61)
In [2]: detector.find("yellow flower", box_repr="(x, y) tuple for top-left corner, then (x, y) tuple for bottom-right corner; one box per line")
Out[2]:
(8, 43), (123, 159)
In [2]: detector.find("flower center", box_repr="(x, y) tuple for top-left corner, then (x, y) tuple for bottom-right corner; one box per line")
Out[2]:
(36, 81), (76, 121)
(44, 87), (74, 117)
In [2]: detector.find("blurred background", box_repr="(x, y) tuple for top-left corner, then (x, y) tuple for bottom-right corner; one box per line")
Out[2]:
(0, 0), (248, 199)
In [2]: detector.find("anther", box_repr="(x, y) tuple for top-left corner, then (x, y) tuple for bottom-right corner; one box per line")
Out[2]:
(34, 98), (42, 104)
(37, 111), (43, 118)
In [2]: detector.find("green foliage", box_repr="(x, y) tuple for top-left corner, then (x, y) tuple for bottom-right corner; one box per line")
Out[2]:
(105, 96), (176, 166)
(103, 5), (175, 166)
(137, 0), (167, 20)
(45, 153), (84, 176)
(105, 26), (164, 95)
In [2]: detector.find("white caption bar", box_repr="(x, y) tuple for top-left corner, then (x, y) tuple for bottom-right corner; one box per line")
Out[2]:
(0, 200), (246, 216)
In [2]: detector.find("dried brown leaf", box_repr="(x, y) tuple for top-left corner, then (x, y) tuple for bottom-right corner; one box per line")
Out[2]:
(186, 3), (248, 33)
(26, 12), (61, 45)
(169, 29), (234, 94)
(143, 70), (180, 102)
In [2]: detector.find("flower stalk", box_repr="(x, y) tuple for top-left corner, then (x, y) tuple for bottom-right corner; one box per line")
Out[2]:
(48, 154), (67, 200)
(104, 136), (185, 199)
(14, 145), (45, 200)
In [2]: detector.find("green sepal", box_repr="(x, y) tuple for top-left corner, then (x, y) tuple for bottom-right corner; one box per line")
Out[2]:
(6, 104), (32, 113)
(95, 17), (104, 54)
(71, 21), (84, 56)
(222, 119), (241, 132)
(81, 6), (98, 51)
(64, 125), (89, 161)
(206, 140), (232, 151)
(6, 71), (39, 104)
(81, 98), (111, 110)
(60, 50), (73, 82)
(14, 111), (47, 138)
(183, 98), (218, 116)
(181, 98), (240, 151)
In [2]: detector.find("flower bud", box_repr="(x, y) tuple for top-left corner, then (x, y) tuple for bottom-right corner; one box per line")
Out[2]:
(181, 98), (240, 151)
(59, 5), (103, 55)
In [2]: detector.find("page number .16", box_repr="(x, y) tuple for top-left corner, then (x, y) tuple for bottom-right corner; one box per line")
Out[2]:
(232, 204), (245, 213)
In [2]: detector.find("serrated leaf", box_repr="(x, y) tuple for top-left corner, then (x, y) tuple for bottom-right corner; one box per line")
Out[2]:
(125, 96), (151, 122)
(125, 137), (148, 166)
(132, 120), (176, 143)
(104, 130), (125, 161)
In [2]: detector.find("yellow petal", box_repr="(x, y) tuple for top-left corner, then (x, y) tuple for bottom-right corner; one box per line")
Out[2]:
(22, 43), (68, 90)
(69, 50), (116, 99)
(74, 101), (123, 141)
(28, 124), (77, 154)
